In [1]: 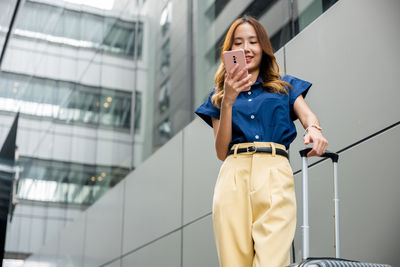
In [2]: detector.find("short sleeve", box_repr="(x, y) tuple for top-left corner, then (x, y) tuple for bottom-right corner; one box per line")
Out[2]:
(284, 74), (312, 121)
(194, 89), (221, 127)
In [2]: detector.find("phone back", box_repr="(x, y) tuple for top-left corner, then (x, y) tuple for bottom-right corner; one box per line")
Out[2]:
(223, 49), (248, 80)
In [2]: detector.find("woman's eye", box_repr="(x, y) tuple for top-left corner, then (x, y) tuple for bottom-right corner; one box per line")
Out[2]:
(250, 41), (257, 44)
(234, 43), (242, 46)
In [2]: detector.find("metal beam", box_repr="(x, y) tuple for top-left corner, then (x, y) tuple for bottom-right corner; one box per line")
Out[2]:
(0, 0), (22, 70)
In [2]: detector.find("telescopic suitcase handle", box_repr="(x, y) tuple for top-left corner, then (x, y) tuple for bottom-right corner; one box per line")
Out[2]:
(299, 148), (339, 162)
(299, 149), (340, 260)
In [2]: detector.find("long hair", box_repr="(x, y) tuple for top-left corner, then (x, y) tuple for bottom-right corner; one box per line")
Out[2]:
(211, 15), (292, 108)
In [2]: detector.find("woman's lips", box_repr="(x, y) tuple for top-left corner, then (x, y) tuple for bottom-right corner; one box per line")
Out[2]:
(246, 57), (252, 63)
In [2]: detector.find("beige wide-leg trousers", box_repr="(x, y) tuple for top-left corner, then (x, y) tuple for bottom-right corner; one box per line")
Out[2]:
(212, 142), (296, 267)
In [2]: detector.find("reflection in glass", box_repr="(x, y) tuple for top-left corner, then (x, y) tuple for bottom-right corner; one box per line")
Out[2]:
(0, 72), (132, 129)
(161, 39), (170, 75)
(158, 119), (171, 144)
(0, 1), (18, 57)
(14, 0), (143, 57)
(63, 0), (115, 10)
(134, 91), (142, 130)
(17, 156), (130, 205)
(297, 0), (338, 32)
(205, 0), (230, 20)
(158, 80), (170, 114)
(136, 22), (144, 59)
(160, 1), (172, 37)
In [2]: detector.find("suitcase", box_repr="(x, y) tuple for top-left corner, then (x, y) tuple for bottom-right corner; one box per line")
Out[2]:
(288, 148), (393, 267)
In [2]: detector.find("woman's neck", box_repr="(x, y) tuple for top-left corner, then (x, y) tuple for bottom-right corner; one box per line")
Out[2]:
(249, 69), (260, 84)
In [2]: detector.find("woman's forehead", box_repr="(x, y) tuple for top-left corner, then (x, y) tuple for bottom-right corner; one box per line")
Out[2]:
(234, 23), (257, 39)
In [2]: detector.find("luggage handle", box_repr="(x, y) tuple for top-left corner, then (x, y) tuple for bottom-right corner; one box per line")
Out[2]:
(299, 148), (339, 162)
(299, 149), (340, 260)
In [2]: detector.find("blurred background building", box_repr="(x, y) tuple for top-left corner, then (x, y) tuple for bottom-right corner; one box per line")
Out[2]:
(0, 0), (146, 265)
(0, 0), (399, 266)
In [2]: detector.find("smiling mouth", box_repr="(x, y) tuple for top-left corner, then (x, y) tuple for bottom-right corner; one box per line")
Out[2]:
(246, 57), (253, 63)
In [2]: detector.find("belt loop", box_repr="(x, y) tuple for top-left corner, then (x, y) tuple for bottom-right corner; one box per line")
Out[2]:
(233, 145), (239, 158)
(271, 143), (276, 157)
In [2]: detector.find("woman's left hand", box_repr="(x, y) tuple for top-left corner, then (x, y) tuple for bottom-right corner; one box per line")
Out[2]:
(303, 127), (328, 157)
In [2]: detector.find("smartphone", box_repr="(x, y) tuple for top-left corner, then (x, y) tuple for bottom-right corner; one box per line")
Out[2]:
(223, 49), (248, 81)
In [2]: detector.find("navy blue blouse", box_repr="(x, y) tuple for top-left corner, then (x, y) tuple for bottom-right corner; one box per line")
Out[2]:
(194, 74), (312, 150)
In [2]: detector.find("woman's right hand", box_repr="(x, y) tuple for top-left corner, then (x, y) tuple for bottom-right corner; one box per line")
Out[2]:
(222, 64), (253, 106)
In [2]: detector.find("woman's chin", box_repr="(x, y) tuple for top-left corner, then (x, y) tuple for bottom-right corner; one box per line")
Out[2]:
(247, 65), (260, 74)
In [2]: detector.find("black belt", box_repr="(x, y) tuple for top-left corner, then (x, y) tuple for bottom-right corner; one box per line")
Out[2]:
(227, 146), (289, 159)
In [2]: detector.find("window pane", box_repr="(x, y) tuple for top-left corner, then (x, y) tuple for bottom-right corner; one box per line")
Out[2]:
(134, 91), (142, 130)
(158, 80), (170, 114)
(0, 72), (131, 129)
(160, 2), (172, 37)
(161, 39), (170, 75)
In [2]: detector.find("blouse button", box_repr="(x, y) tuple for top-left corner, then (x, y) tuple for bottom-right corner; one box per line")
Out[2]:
(248, 91), (252, 95)
(250, 115), (255, 119)
(248, 99), (252, 102)
(255, 135), (259, 140)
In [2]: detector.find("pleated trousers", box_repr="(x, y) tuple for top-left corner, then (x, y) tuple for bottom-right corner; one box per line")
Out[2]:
(212, 142), (296, 267)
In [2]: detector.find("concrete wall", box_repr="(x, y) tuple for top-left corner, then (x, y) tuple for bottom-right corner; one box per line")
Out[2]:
(23, 0), (400, 266)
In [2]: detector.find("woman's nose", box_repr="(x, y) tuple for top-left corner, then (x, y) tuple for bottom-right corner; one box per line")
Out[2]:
(244, 41), (250, 51)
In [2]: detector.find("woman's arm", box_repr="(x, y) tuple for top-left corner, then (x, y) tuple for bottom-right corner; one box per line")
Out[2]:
(211, 102), (232, 161)
(293, 95), (328, 157)
(211, 65), (252, 161)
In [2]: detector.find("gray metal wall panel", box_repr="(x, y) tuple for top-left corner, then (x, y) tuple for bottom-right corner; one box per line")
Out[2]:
(122, 132), (183, 254)
(103, 259), (121, 267)
(285, 0), (400, 171)
(183, 118), (221, 224)
(275, 47), (285, 73)
(292, 124), (400, 266)
(339, 129), (400, 266)
(121, 231), (181, 267)
(171, 107), (192, 135)
(182, 215), (219, 267)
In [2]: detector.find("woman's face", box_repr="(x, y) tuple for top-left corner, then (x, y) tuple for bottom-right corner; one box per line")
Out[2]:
(231, 23), (262, 74)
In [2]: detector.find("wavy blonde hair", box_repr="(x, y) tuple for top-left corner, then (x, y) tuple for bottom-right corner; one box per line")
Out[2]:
(211, 15), (292, 108)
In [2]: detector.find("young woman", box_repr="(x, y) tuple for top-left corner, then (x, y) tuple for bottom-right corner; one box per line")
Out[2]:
(195, 15), (328, 267)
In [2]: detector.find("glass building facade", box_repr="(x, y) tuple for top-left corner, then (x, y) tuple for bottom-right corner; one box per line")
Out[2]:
(0, 0), (338, 265)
